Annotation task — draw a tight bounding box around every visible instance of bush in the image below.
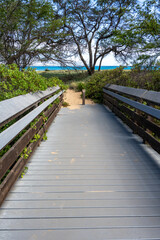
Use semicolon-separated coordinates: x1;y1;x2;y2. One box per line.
76;82;86;92
0;64;67;101
85;71;108;103
85;67;160;103
85;67;127;103
129;67;160;91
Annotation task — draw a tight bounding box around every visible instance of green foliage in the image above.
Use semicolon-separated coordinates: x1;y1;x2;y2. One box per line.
21;166;28;178
69;81;86;92
30;133;41;143
39;70;89;84
0;119;16;133
54;0;137;75
69;82;79;91
0;0;64;68
85;71;108;103
85;67;125;102
30;118;39;130
0;64;67;101
43;132;48;141
48;103;54;109
40;113;48;123
0;145;11;158
62;101;70;107
20;147;32;159
85;67;160;103
0;169;10;184
0;128;27;158
76;82;86;92
109;0;160;67
53;98;60;105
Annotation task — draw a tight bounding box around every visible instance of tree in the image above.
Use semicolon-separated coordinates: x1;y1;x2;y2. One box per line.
53;0;137;75
136;0;160;66
0;0;64;68
112;0;160;67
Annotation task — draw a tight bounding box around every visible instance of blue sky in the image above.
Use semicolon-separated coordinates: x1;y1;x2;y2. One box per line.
34;0;145;67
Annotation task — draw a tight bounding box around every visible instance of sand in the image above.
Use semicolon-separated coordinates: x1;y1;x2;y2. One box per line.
63;89;94;110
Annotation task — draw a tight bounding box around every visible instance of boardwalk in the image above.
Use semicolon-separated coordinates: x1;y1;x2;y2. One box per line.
0;104;160;239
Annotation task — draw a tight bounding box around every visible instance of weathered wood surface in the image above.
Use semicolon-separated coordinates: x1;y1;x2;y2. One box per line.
0;89;63;206
104;84;160;105
103;89;160;119
0;104;160;239
103;85;160;154
0;86;60;128
0;91;63;151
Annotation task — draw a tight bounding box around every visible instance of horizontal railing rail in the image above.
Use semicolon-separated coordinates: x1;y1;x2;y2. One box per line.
0;86;60;128
0;91;63;151
0;87;64;206
103;84;160;154
105;84;160;106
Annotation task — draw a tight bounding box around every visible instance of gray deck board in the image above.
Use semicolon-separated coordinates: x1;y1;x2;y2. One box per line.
1;228;160;240
0;104;160;239
1;198;160;209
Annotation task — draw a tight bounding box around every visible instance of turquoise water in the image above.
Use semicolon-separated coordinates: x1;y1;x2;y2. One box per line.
30;65;132;71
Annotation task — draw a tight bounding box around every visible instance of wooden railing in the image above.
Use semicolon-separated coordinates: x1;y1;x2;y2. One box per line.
0;87;64;205
103;84;160;154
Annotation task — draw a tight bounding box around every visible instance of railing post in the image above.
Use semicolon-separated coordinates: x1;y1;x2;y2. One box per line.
82;89;85;105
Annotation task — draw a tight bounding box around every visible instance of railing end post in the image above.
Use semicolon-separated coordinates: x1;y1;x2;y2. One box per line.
82;89;85;105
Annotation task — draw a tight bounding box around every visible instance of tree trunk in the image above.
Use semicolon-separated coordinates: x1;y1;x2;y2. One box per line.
98;56;104;71
87;66;95;75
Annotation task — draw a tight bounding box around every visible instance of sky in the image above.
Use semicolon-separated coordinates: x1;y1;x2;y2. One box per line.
33;0;145;67
71;52;121;66
99;53;121;66
33;52;121;67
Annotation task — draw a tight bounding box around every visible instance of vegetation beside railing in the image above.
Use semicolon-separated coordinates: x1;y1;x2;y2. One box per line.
0;88;64;206
0;64;67;101
38;67;160;104
75;67;160;103
103;84;160;154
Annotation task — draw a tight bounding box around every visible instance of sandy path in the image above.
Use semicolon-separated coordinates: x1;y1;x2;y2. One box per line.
63;89;94;110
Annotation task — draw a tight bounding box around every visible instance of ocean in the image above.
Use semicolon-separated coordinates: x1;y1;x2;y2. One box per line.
30;66;132;71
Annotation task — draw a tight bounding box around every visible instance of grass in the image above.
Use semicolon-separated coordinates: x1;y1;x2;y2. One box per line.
39;70;90;84
62;101;70;107
39;70;91;92
38;67;160;96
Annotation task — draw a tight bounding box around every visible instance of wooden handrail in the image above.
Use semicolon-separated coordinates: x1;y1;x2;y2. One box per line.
0;87;64;206
103;85;160;154
103;89;160;119
0;86;60;128
104;84;160;106
0;91;63;151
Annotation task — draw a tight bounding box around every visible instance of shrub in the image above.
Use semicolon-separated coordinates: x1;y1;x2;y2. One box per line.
62;101;70;107
0;64;67;101
69;82;78;91
85;67;128;102
85;71;108;103
77;82;86;92
85;67;160;103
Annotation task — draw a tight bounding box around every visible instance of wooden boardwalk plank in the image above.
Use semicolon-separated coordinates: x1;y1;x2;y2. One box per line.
0;104;160;239
1;228;160;240
1;198;160;209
